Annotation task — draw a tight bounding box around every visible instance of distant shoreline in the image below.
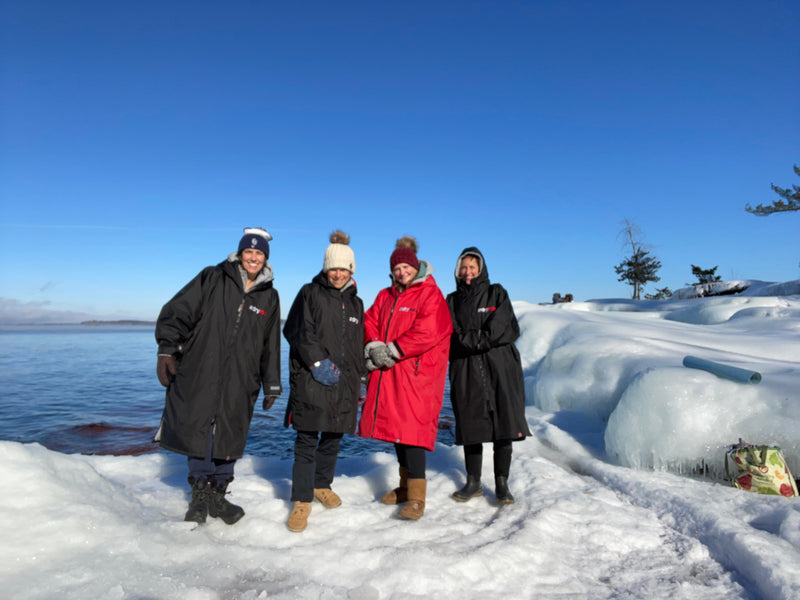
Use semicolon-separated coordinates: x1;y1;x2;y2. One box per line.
1;319;287;327
81;320;157;326
0;320;157;327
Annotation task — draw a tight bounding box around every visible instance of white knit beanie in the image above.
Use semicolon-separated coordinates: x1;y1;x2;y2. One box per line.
323;230;355;273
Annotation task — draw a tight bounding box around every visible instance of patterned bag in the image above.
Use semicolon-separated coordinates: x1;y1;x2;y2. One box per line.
725;440;799;498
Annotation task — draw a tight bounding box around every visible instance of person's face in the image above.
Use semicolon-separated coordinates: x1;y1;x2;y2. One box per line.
241;248;266;278
392;263;418;288
326;268;352;289
459;256;480;285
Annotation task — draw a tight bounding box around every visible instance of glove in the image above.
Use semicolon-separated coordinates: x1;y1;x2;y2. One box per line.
262;395;278;410
368;343;396;369
157;355;177;387
310;358;340;386
359;382;367;407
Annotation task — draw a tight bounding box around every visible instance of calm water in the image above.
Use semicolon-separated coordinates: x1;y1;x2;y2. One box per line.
0;326;455;459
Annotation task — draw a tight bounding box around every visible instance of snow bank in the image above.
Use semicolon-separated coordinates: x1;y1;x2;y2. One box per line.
673;279;800;300
516;280;800;477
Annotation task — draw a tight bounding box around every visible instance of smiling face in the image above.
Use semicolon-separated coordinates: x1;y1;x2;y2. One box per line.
326;268;352;289
459;255;481;285
241;248;266;279
392;262;419;289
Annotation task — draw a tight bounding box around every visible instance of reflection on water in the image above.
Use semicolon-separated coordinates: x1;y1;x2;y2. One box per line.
0;326;455;458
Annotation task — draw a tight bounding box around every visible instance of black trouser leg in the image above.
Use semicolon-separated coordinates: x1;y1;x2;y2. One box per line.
292;430;319;502
187;427;236;485
314;432;343;489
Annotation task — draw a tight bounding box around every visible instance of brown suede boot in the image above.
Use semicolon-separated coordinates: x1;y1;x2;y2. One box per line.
287;501;311;532
314;488;342;509
398;478;426;520
380;466;409;505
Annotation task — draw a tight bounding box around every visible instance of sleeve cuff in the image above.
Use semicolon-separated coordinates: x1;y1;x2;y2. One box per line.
387;341;402;359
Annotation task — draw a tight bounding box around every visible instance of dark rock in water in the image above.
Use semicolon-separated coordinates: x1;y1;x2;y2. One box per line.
43;422;161;456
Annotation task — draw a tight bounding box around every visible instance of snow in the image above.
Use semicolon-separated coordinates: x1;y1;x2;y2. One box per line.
2;281;799;599
518;285;800;478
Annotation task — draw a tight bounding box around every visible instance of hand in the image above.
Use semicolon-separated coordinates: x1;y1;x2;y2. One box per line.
262;395;278;410
368;343;395;369
157;355;177;387
310;358;340;386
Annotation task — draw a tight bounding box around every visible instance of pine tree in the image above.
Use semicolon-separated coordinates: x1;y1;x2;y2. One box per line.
689;265;722;285
745;164;800;215
615;249;662;300
645;287;673;300
615;219;662;300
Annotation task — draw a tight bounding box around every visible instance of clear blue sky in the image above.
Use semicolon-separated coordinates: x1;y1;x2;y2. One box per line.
1;1;798;321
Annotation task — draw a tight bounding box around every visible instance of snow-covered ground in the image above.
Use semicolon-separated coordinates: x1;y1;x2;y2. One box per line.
1;281;798;600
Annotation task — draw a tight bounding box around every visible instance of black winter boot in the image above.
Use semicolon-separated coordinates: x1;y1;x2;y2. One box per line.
495;476;515;505
452;474;483;502
184;479;210;523
208;480;245;525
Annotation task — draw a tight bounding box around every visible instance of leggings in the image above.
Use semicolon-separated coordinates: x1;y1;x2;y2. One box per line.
463;440;513;479
394;443;427;479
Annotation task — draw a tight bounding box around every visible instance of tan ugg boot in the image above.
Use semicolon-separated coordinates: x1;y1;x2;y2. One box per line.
314;488;342;509
380;466;409;505
398;478;426;520
287;501;311;532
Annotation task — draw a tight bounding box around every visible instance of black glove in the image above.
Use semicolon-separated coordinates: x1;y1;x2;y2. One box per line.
157;355;177;387
262;395;278;410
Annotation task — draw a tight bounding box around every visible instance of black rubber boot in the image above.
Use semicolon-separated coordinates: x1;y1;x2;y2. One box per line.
184;479;210;523
495;476;515;505
452;474;483;502
208;480;245;525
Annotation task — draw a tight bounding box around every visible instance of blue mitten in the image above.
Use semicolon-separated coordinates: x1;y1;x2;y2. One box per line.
359;382;367;407
310;359;340;386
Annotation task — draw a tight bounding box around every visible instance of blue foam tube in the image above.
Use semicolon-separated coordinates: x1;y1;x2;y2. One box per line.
682;355;762;384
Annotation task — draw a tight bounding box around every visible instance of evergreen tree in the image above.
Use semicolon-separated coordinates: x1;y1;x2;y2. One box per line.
615;249;662;300
689;265;722;285
645;287;673;300
615;219;663;300
745;164;800;215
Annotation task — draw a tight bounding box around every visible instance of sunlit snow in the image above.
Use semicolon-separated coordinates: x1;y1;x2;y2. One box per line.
1;280;798;599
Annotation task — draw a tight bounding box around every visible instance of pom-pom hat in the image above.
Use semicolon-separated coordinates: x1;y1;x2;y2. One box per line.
390;236;420;271
238;227;272;259
323;230;356;273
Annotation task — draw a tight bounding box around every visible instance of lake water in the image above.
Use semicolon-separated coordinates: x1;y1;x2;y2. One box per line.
0;326;455;459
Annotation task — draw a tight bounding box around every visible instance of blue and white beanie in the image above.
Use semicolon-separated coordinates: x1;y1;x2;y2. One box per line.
238;227;272;259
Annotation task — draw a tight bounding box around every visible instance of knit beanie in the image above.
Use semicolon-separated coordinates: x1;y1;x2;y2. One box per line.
238;227;272;259
390;236;420;270
323;230;356;273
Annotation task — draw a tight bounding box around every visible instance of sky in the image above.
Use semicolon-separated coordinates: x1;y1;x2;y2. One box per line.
1;0;798;321
2;289;799;599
